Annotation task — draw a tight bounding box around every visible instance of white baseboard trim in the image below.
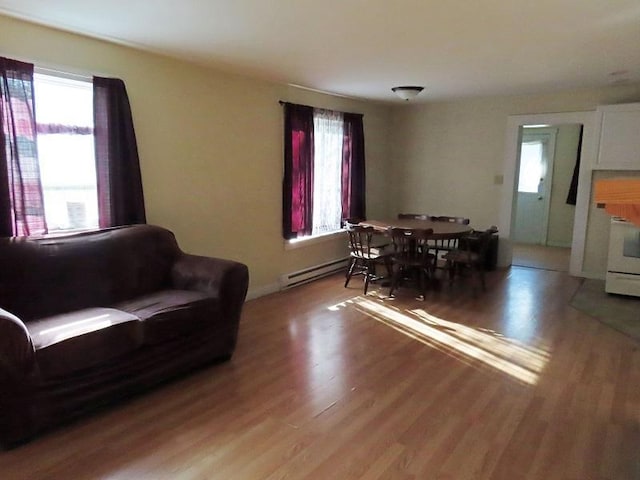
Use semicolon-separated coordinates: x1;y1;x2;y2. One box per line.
279;258;349;290
546;241;572;248
246;256;348;301
577;271;605;280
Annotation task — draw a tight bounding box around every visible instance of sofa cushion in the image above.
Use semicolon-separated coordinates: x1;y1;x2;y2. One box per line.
113;290;219;345
27;308;142;379
0;225;180;322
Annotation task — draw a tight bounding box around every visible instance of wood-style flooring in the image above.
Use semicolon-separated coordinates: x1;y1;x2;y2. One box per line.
512;243;571;272
1;267;639;479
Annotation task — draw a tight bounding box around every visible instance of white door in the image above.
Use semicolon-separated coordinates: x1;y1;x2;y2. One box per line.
513;131;556;244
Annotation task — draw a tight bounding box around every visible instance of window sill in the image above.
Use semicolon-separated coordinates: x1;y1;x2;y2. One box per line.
284;230;346;251
29;226;100;239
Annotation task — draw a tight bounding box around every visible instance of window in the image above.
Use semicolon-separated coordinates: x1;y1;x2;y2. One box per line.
311;109;344;236
282;102;365;241
1;56;145;237
34;73;98;232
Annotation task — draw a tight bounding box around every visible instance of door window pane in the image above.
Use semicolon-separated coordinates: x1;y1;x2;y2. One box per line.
518;141;543;193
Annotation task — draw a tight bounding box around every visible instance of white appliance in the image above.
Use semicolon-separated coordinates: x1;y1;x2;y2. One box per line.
606;218;640;297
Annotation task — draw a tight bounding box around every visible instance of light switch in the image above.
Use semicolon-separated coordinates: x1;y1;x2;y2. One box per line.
494;174;504;185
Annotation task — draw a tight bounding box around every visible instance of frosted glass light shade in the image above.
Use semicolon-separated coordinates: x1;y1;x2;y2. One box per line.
392;86;424;100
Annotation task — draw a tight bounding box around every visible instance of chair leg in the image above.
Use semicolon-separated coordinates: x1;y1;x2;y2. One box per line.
384;258;393;279
428;258;437;289
478;263;486;291
418;268;427;300
447;260;455;286
364;259;374;294
389;265;400;297
344;258;357;288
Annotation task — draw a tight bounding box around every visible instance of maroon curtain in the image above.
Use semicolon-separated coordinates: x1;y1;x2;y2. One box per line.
342;113;366;221
93;76;146;228
282;102;314;239
0;57;47;237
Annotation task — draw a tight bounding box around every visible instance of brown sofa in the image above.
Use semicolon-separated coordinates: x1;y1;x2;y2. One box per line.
0;224;249;448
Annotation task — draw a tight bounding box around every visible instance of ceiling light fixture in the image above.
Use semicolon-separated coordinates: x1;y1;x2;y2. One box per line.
392;86;424;101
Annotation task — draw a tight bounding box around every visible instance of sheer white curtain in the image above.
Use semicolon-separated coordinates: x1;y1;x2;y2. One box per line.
312;109;344;235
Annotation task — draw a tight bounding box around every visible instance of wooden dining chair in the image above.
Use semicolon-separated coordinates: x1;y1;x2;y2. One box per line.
428;231;468;274
388;228;435;299
427;216;470;270
345;224;392;294
345;217;389;250
443;226;498;291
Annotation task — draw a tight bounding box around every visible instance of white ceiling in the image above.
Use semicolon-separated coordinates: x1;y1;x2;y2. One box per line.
1;0;640;103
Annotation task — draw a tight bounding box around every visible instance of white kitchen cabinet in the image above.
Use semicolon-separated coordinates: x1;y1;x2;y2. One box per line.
595;102;640;169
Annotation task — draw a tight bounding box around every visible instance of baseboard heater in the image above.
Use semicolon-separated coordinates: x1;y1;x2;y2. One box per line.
280;258;349;289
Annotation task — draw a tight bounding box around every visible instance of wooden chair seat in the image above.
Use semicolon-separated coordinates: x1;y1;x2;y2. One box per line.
442;249;481;264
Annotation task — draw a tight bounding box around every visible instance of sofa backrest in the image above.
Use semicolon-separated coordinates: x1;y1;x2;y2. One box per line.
0;225;181;322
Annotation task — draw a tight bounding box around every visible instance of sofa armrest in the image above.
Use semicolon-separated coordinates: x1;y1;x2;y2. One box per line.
171;253;249;322
0;308;36;381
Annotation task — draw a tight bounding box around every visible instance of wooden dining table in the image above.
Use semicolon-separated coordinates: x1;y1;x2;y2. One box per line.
359;218;473;238
358;218;473;295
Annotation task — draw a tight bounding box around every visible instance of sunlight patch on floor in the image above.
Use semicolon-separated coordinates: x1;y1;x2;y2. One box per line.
329;296;549;385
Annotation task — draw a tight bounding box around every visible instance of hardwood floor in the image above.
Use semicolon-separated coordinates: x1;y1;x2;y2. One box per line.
512;243;571;272
1;267;639;479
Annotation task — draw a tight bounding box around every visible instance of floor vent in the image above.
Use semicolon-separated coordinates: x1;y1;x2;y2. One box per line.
280;258;348;289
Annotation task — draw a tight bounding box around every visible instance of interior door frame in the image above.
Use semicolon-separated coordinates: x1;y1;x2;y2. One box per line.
499;111;597;276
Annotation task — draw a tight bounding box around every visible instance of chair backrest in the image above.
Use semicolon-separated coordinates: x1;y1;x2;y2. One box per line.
346;224;377;259
431;215;470;225
397;213;430;220
459;226;499;261
0;225;180;321
389;228;434;263
343;217;364;227
429;230;466;256
477;226;499;255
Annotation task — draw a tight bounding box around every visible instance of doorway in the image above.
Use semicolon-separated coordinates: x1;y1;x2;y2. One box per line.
511;124;581;272
499;111;597;276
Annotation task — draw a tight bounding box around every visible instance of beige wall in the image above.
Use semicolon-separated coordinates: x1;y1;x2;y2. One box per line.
0;14;393;295
544;124;581;248
5;13;640;288
390;86;640;276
